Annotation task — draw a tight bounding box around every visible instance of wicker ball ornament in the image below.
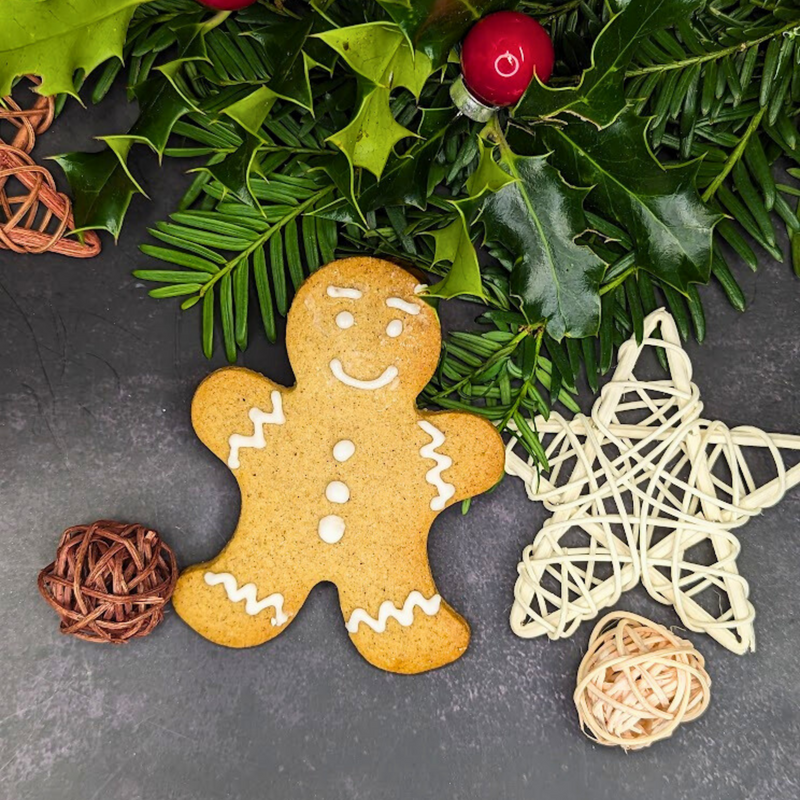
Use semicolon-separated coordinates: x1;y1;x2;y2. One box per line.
38;521;178;643
574;612;711;750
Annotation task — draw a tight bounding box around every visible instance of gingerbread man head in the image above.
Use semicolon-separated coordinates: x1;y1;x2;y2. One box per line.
286;258;441;401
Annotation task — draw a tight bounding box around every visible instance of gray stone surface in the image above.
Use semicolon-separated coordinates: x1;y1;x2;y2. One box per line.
1;94;799;800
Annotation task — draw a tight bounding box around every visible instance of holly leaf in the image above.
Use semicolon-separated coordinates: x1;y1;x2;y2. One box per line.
51;140;146;240
54;21;210;234
0;0;151;97
245;11;316;111
466;139;515;197
328;80;417;180
376;0;515;66
358;108;455;211
103;73;197;160
317;23;432;96
483;153;605;339
514;0;703;127
317;23;433;178
538;110;722;292
222;87;277;135
197;133;262;208
425;203;487;300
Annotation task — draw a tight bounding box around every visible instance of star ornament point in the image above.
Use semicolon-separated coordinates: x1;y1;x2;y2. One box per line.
506;309;800;655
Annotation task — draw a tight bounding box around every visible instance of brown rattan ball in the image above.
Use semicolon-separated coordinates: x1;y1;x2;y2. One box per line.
38;520;178;644
574;611;711;750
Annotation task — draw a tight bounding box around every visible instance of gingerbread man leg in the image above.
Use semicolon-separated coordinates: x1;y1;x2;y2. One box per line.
173;517;315;648
337;561;470;674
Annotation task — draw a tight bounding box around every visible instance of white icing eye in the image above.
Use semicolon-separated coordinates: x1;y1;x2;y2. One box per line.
386;319;403;338
336;311;355;329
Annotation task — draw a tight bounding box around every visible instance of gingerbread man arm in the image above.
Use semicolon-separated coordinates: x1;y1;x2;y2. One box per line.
191;366;287;465
418;411;505;505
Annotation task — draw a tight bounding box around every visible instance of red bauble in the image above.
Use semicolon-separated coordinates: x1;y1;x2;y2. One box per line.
461;11;554;107
195;0;257;9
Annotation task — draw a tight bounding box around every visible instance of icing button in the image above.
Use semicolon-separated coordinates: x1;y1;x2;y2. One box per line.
319;515;345;544
326;481;350;504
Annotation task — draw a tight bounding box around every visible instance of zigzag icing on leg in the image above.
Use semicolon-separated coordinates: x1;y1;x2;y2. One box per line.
204;571;288;626
346;591;442;634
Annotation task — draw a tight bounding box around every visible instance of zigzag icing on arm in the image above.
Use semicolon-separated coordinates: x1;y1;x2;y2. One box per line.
418;420;455;511
345;591;442;634
227;391;285;468
204;571;288;626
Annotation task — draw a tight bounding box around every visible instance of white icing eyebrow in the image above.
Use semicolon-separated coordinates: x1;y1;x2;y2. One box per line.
386;297;420;315
327;286;362;299
414;284;428;295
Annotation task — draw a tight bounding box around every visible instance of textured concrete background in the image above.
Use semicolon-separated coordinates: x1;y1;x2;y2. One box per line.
1;92;799;800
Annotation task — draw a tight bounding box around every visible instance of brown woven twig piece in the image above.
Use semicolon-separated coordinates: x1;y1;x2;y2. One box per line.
38;520;179;643
0;78;101;258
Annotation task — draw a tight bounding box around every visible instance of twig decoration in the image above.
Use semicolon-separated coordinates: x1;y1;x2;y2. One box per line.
574;611;711;750
506;309;800;654
38;520;178;643
0;78;100;258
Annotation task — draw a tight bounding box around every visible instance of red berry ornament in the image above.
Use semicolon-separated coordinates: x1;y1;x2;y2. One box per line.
195;0;257;10
452;11;554;121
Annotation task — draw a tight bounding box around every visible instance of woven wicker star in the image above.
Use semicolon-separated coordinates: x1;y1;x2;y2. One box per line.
506;309;800;655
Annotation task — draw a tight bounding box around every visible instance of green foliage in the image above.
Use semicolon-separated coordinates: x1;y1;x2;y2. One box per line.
480;137;606;339
51;140;146;240
516;0;704;125
317;23;433;177
377;0;516;66
0;0;151;97
48;0;800;469
534;109;722;293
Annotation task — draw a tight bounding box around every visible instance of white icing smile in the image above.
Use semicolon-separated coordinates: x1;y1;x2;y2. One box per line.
330;359;398;390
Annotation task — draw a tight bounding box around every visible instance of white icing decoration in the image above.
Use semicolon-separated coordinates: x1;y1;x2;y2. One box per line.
327;286;362;299
386;319;403;338
333;440;355;462
330;359;398;390
319;514;345;544
414;284;428;295
227;391;285;469
204;572;288;626
418;420;455;511
336;310;355;329
345;591;442;634
386;297;420;315
326;480;350;504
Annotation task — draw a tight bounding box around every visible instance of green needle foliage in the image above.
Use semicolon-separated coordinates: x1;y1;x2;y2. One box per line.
54;0;800;469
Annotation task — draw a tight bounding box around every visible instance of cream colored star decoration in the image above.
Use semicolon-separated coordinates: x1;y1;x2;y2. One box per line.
505;309;800;655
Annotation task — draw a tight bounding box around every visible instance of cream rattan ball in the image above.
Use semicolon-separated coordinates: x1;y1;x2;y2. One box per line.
574;612;711;750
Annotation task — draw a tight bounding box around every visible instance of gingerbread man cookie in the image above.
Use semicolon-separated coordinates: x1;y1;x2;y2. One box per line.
173;257;505;673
